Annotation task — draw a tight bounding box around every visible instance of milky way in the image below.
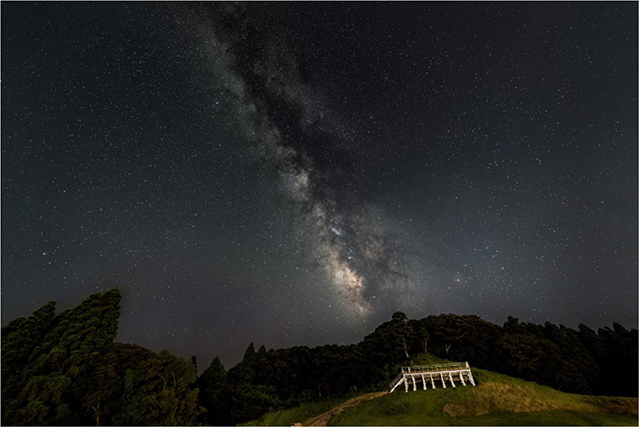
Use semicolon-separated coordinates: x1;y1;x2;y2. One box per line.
185;2;419;320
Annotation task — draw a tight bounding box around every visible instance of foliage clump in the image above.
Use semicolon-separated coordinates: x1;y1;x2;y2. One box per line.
1;288;202;426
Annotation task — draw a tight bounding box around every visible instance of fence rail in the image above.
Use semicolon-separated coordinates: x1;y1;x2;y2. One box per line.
389;372;404;389
401;362;469;373
389;362;475;392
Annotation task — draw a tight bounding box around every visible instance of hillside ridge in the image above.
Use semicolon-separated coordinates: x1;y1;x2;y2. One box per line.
252;357;638;426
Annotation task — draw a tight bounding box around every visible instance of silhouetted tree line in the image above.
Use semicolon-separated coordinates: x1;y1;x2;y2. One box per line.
2;289;637;426
198;311;637;425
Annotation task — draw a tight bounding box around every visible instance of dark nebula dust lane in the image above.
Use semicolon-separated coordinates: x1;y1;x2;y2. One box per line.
2;2;637;367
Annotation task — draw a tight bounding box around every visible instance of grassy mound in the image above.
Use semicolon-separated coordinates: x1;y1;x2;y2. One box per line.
246;354;637;426
330;368;637;426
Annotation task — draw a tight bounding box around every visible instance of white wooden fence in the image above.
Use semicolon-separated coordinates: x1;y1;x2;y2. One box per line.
389;362;476;393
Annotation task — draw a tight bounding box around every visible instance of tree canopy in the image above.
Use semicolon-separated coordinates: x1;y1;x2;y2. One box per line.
1;288;202;426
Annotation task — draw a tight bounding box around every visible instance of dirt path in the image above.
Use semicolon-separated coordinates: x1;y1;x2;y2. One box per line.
300;391;388;426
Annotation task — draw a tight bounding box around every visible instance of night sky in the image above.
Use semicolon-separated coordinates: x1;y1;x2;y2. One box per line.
2;2;637;369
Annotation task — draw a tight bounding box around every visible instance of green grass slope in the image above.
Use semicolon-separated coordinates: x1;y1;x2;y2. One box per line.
330;366;638;426
246;353;637;426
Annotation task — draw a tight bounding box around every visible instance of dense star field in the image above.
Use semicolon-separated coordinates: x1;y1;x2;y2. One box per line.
2;2;637;368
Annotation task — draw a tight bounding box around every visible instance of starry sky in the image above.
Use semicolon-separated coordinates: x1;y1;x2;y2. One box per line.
2;2;637;368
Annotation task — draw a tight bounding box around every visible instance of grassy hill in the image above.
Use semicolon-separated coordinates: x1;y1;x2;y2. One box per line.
248;354;638;426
